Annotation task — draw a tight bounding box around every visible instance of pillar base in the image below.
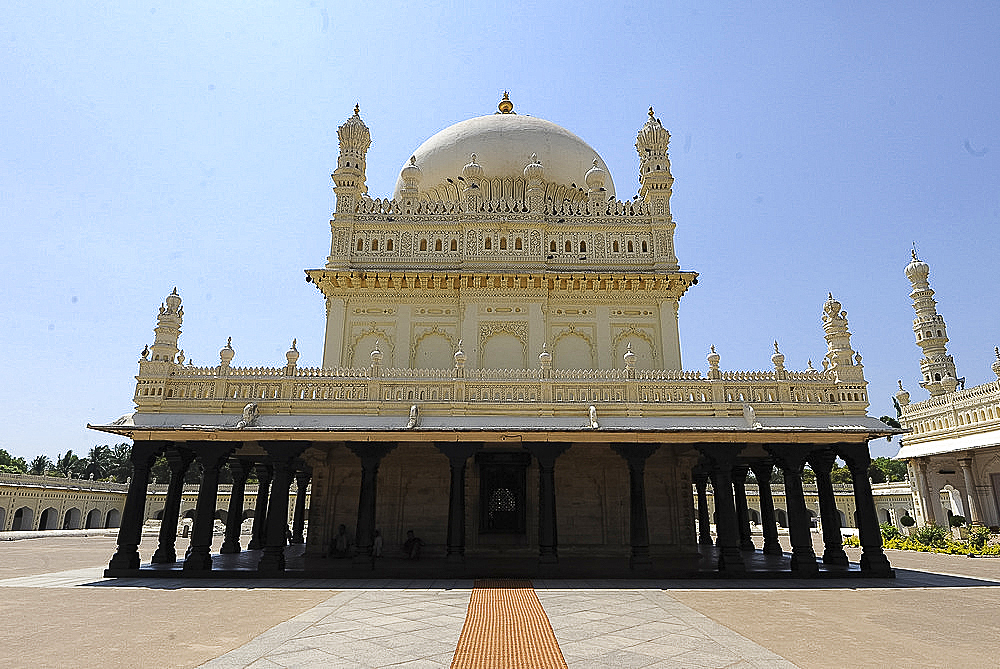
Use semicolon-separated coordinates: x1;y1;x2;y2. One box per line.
182;549;213;571
150;548;177;564
860;550;894;576
739;539;756;552
789;548;819;575
108;547;140;571
717;547;746;575
762;540;782;556
822;547;849;566
258;550;286;573
219;541;241;555
247;539;263;550
539;551;559;564
446;552;464;564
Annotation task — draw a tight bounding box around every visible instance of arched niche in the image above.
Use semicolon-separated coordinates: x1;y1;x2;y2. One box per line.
412;332;454;369
552;332;595;369
482;333;526;369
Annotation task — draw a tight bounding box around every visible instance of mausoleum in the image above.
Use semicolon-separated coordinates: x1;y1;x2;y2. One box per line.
92;95;896;578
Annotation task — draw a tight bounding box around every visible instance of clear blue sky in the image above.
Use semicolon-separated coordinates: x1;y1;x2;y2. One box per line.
2;2;998;461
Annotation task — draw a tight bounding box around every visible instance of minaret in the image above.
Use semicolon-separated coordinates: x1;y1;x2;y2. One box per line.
328;105;371;269
822;293;864;383
635;107;678;270
904;251;957;396
149;288;183;363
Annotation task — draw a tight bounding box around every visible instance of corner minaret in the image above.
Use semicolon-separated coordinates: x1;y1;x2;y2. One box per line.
635;107;679;270
905;250;957;396
822;293;865;382
333;104;371;213
149;288;183;363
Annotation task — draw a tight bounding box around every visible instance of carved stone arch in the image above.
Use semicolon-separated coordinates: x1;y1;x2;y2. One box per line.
348;326;395;368
980;453;1000;476
612;327;658;368
551;327;596;369
479;321;528;369
410;327;456;368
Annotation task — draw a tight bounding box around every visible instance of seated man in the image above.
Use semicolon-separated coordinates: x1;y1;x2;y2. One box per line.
403;529;423;559
330;523;351;558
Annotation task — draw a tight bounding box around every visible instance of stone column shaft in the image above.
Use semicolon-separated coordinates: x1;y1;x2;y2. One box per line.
612;444;658;569
248;464;272;550
258;447;301;573
152;446;195;563
347;442;397;562
808;449;848;566
526;443;570;564
693;468;713;546
732;465;755;551
108;442;162;571
768;446;818;576
184;444;234;571
958;457;983;525
840;443;893;576
750;462;781;556
435;443;478;563
291;469;311;544
221;458;251;554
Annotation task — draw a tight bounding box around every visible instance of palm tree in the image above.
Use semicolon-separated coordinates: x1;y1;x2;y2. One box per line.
81;445;113;480
54;450;81;478
29;455;53;475
109;443;132;483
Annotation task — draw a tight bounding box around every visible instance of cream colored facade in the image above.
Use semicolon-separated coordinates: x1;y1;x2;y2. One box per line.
895;253;1000;528
93;96;896;577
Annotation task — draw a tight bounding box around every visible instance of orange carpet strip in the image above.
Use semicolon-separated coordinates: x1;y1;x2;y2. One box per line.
451;579;568;669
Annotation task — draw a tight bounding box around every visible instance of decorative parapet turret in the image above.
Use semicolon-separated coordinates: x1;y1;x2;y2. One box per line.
993;347;1000;380
585;159;607;208
771;341;786;380
635;107;678;271
821;294;868;411
524;154;545;212
895;380;910;407
399;156;422;212
219;337;235;371
707;345;721;380
332;105;371;213
285;339;299;376
905;250;957;397
462;154;484;211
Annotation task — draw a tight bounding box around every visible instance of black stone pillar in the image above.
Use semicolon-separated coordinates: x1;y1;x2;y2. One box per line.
434;443;479;563
151;445;195;563
183;443;234;571
525;443;570;564
839;443;894;576
220;457;251;554
247;463;272;550
732;465;755;551
767;446;818;576
347;442;397;562
258;442;307;573
290;467;311;545
698;445;746;574
693;466;714;546
808;449;849;566
108;441;163;571
749;461;782;556
611;444;659;568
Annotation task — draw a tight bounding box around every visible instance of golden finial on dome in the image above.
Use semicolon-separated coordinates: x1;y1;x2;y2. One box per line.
354;103;360;115
497;91;514;114
648;106;655;118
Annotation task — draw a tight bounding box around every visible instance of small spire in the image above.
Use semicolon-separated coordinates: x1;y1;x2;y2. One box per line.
497;91;514;114
773;340;780;355
648;106;655;119
354;103;360;115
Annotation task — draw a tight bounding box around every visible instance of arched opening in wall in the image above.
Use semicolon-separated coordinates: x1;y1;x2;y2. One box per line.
500;237;507;250
481;333;526;369
215;509;228;525
386;239;394;251
420;239;427;251
514;237;522;250
484;237;492;250
883;509;893;523
775;508;788;528
435;239;442;251
38;507;59;530
183;509;196;519
12;507;33;531
642;241;648;253
85;508;102;529
748;508;760;524
565;240;572;252
371;239;379;251
153;508;164;520
243;509;255;520
356;239;364;252
580;240;587;252
104;509;121;528
450;239;458;251
627;241;634;253
62;507;82;530
613;240;620;253
553;334;594;369
413;333;453;369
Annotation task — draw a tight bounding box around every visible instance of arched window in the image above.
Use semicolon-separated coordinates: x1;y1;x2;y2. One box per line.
420;239;427;251
627;241;634;253
641;241;648;253
514;237;522;250
613;240;620;253
450;238;457;251
580;240;587;252
357;239;364;252
371;239;379;251
500;237;507;250
435;239;442;251
485;237;492;250
550;241;556;252
386;239;394;251
565;240;572;252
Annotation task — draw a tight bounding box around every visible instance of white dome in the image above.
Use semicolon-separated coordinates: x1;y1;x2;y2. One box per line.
392;113;616;200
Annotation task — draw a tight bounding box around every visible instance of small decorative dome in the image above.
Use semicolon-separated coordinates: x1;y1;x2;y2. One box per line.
462;154;484;182
454;339;466;367
904;249;930;284
635;106;670;158
338;104;371;156
538;342;552;367
497;91;515;114
823;292;842;319
286;339;299;366
220;337;235;366
992;346;1000;379
623;342;636;368
523;153;544;182
400;155;422;189
585;159;606;191
707;345;720;367
895;380;910;406
940;373;958;394
771;341;785;369
370;346;383;365
165;287;181;313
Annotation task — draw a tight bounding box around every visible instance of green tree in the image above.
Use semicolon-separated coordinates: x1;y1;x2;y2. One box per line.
54;450;82;478
29;455;53;475
0;449;28;474
871;456;908;482
81;445;113;480
108;443;133;483
830;464;853;484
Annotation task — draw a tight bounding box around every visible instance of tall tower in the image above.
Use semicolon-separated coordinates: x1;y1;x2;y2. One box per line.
327;105;372;269
635;107;678;270
905;250;957;396
149;288;183;363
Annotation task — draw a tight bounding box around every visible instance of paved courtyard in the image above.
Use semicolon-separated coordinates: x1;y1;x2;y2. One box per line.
1;534;999;668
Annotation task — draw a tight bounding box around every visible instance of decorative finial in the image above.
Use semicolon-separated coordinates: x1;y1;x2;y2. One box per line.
648;106;655;119
409;155;416;165
292;338;297;350
898;379;905;391
498;92;514;114
354;103;360;115
773;340;780;355
710;345;716;354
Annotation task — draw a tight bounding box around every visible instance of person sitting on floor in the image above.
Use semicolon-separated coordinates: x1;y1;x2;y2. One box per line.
330;523;351;558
